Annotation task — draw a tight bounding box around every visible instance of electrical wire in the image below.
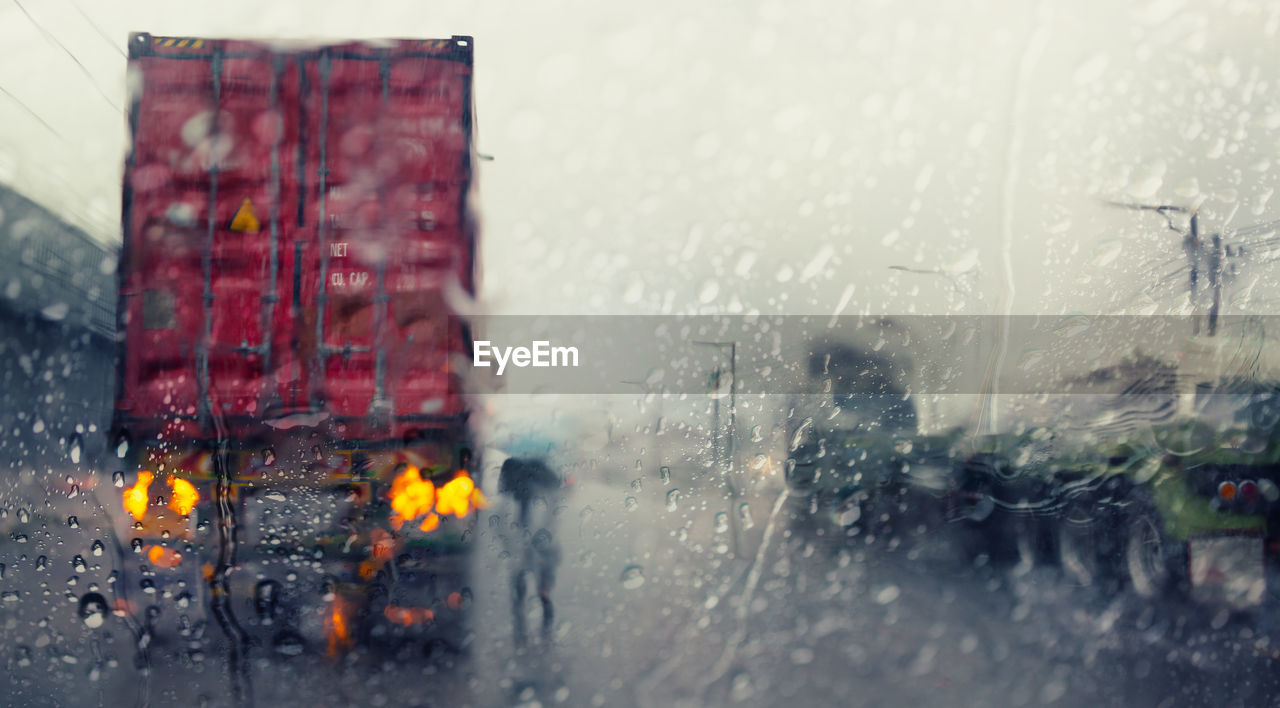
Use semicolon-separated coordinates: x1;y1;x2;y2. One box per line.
11;0;122;113
67;0;125;59
0;83;61;138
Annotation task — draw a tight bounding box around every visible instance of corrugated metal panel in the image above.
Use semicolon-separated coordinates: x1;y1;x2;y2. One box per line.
118;35;477;444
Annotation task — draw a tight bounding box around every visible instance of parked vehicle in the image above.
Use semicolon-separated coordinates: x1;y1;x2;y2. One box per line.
949;404;1280;610
786;381;1280;612
109;33;482;657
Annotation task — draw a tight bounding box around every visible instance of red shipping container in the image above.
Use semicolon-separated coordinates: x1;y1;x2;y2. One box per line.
115;34;478;446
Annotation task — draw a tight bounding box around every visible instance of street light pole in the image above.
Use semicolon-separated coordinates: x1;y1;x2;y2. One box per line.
694;340;739;556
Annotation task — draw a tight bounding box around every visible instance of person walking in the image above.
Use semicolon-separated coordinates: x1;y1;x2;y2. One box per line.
499;456;563;646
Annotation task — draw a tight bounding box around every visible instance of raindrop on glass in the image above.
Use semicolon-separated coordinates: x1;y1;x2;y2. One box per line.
665;489;680;512
875;585;901;605
660;466;671;485
79;592;109;629
619;565;645;589
255;580;281;624
91;540;105;557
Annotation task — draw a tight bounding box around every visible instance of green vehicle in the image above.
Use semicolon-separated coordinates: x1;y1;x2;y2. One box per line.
951;409;1280;609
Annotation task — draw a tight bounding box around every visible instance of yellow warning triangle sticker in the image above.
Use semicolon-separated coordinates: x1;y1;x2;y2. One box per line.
228;198;261;233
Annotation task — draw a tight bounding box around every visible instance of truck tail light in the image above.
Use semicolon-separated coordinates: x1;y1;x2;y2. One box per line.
1239;480;1259;503
1218;481;1237;501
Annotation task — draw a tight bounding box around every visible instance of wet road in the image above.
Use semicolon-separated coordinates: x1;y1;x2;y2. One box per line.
5;438;1280;707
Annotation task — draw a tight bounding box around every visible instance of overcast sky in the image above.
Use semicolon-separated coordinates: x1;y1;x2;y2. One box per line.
1;0;1277;325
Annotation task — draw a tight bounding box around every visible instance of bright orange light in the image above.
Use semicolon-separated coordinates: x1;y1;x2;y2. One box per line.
389;466;436;520
388;467;485;532
147;545;183;568
326;597;354;658
437;471;487;518
384;605;435;627
167;477;199;516
123;471;153;522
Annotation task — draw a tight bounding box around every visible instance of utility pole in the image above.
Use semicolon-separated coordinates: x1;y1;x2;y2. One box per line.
1108;201;1212;335
694;340;739;557
1209;232;1222;337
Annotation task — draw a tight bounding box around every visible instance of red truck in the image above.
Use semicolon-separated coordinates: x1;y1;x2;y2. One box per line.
110;33;482;659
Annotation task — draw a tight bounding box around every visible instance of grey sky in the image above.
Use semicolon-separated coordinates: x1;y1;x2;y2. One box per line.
1;0;1277;326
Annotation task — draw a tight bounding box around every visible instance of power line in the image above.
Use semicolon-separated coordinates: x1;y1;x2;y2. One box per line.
0;83;62;138
68;0;125;59
12;0;122;113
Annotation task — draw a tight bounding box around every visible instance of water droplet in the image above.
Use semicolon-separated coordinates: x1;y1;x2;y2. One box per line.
31;419;45;434
676;527;689;542
738;503;754;530
1017;349;1045;372
116;438;129;459
2;591;20;603
630;478;643;493
175;591;191;609
68;437;82;464
874;585;901;605
659;466;671;485
665;489;680;512
35;555;47;571
264;490;286;502
273;631;305;657
1092;240;1123;267
255;580;281;624
623;496;639;512
72;555;87;573
67;516;79;529
263;447;276;466
41;302;70;321
112;471;125;488
619;565;645;589
16;508;29;524
14;646;31;667
91;540;105;557
714;512;729;533
79;592;109;628
131;538;144;553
